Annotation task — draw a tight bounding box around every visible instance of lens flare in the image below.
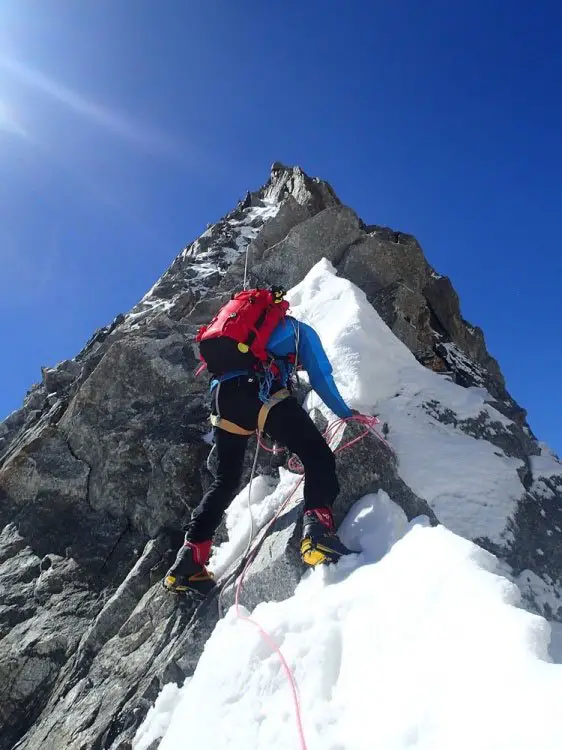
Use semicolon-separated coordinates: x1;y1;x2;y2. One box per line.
0;98;27;138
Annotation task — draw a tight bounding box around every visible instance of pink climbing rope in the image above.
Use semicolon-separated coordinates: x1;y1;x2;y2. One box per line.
233;413;387;750
257;413;390;472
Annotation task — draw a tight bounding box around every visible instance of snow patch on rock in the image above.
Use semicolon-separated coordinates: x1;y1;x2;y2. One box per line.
126;199;280;327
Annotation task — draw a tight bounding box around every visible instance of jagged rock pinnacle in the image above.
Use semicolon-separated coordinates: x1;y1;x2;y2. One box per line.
1;164;560;750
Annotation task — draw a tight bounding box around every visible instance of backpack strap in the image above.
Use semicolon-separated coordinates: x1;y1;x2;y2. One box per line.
209;370;252;393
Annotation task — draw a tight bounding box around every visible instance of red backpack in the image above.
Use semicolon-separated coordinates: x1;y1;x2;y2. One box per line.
195;288;289;374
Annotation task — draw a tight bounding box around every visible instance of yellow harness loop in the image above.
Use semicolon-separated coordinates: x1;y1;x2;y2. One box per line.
210;388;290;437
210;414;255;436
257;388;291;433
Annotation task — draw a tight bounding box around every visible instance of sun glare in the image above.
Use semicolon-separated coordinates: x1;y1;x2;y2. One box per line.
0;98;26;138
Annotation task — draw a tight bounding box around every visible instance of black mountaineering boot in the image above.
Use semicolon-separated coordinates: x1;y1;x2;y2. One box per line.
163;539;216;598
300;507;355;566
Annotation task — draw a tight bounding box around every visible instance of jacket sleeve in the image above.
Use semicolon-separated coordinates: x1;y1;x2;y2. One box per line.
298;323;353;419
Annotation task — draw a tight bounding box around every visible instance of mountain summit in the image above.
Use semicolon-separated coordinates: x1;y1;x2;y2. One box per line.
1;164;561;750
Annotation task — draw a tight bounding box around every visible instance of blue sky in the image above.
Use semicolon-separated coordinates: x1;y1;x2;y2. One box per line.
1;1;560;454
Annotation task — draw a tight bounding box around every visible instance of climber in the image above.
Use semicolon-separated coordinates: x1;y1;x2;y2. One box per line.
164;287;354;596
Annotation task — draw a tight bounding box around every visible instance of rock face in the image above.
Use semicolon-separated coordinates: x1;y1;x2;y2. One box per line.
1;163;560;749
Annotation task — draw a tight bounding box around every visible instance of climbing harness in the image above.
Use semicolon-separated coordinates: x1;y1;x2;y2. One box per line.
208;381;291;437
257;388;291;431
209;414;254;436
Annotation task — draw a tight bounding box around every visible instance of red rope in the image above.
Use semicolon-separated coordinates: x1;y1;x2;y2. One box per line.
258;414;389;473
233;413;387;750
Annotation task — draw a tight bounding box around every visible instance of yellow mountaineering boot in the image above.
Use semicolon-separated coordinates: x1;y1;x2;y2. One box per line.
163;539;216;598
300;507;355;567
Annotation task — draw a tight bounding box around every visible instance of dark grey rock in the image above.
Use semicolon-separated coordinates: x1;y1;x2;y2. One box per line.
338;228;431;298
423;399;537;461
424;275;503;386
245;196;310;273
57;332;208;537
264;163;340;214
253;205;364;290
501;471;562;619
0;162;556;750
369;281;435;356
41;360;80;395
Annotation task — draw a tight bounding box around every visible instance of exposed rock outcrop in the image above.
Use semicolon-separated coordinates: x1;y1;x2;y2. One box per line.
1;163;559;749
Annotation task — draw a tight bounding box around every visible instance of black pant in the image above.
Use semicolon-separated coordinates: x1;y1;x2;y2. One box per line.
187;376;339;542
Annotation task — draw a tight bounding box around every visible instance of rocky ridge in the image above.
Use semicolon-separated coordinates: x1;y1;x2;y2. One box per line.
1;163;560;750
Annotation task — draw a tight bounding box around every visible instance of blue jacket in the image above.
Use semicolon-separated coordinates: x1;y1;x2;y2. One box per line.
266;317;353;419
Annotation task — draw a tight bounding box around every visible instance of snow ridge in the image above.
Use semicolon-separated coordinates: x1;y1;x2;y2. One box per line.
136;260;562;750
140;498;562;750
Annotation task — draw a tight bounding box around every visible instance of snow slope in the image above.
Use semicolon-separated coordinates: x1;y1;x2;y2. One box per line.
137;495;562;750
134;260;562;749
289;259;525;546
